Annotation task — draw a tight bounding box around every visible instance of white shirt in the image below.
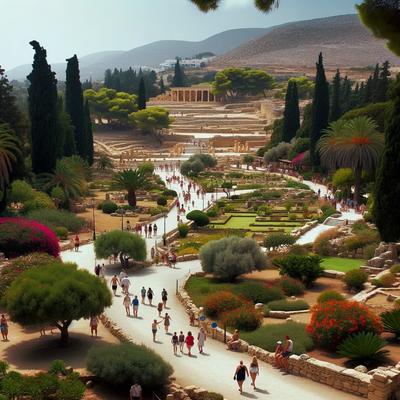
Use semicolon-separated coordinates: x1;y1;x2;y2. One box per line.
287;339;293;353
130;385;142;398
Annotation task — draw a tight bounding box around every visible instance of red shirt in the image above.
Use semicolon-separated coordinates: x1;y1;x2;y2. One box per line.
185;335;194;346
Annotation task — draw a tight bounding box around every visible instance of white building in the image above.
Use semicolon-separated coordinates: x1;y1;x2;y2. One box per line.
159;56;215;71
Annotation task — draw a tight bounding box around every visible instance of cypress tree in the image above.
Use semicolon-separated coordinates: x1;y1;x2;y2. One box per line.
371;63;380;99
341;76;352;113
376;61;391;102
358;82;366;107
310;52;329;167
65;55;87;160
27;40;59;174
172;59;185;87
364;76;373;104
159;77;166;94
84;99;94;165
138;77;146;110
282;81;300;142
330;69;341;122
374;74;400;242
104;69;112;88
57;97;76;157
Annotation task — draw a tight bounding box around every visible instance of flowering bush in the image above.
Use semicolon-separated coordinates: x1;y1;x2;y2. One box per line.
203;291;243;318
221;306;263;331
306;300;383;349
0;217;60;258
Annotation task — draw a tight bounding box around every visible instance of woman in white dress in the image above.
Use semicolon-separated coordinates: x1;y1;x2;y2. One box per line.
249;356;260;389
197;327;206;354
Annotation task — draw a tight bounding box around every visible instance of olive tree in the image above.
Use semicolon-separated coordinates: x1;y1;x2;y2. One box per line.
199;236;267;281
4;262;112;345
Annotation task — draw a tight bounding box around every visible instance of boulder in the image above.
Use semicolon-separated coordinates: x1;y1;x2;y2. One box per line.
355;365;368;373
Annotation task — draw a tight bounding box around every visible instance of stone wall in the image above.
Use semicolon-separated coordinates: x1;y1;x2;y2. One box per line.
177;272;400;399
166;382;225;400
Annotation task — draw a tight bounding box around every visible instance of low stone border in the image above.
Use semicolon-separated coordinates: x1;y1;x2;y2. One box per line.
268;309;310;319
322;269;345;279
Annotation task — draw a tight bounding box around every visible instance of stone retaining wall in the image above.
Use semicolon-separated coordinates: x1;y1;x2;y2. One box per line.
166;382;226;400
177;272;400;399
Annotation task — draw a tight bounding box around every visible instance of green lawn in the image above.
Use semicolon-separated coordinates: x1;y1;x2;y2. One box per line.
321;257;364;272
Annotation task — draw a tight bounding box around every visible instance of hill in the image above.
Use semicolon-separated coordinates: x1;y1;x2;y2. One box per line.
7;28;268;81
213;15;400;69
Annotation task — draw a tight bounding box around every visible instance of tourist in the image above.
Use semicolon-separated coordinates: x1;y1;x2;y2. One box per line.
123;294;131;316
132;295;139;318
227;330;240;351
148;224;152;237
74;235;80;252
179;331;185;353
281;335;293;372
163;313;172;333
151;319;162;342
151;246;155;259
153;223;158;236
172;252;177;268
89;315;99;337
189;311;196;326
185;331;194;356
94;264;100;276
147;287;154;306
144;225;148;237
168;252;174;267
121;276;131;294
274;340;283;369
172;332;179;355
233;361;249;395
119;269;128;282
110;275;119;296
129;382;142;400
141;286;146;304
157;302;163;317
161;288;168;308
249;356;260;389
126;220;131;231
1;314;9;341
197;327;206;354
99;264;106;279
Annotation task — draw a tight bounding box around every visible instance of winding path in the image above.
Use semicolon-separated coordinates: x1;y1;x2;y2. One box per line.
62;168;360;400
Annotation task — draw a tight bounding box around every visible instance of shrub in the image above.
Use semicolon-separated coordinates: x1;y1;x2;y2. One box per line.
1;371;25;399
379;273;396;287
306;300;383;349
49;360;66;375
337;332;389;363
86;343;173;388
344;230;380;252
203;291;243;318
26;209;85;233
102;200;118;214
312;228;339;256
221;306;262;331
206;393;224;400
318;203;337;223
206;208;218;218
275;254;324;286
162;189;177;198
149;206;167;216
178;223;189;238
390;264;400;274
9;180;34;203
186;210;209;227
279;277;305;296
54;226;68;240
317;290;345;303
264;233;295;249
24;373;59;399
363;244;377;259
23;191;56;213
56;375;85;400
344;269;368;291
241;322;313;355
381;310;400;338
156;196;167;206
235;282;284;304
267;299;309;311
0;217;60;258
199;237;267;282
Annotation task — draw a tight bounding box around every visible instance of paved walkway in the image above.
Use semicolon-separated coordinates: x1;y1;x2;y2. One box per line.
61;167;360;400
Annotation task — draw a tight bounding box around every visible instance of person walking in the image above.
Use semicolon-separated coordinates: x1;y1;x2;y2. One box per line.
74;235;80;252
144;225;148;238
121;276;131;295
171;332;179;355
147;287;154;306
178;331;185;353
100;264;106;279
0;314;9;341
151;319;162;342
153;223;158;236
94;264;100;277
161;288;168;308
234;361;249;395
185;331;194;356
274;340;283;369
110;275;119;296
129;382;142;400
157;302;163;317
123;294;131;316
132;295;139;318
249;356;260;389
197;327;206;354
163;313;171;333
89;315;99;338
148;224;152;238
141;287;146;304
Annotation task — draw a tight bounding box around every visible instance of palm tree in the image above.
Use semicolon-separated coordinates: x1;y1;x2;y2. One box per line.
112;169;148;208
96;153;114;171
318;116;384;204
0;124;21;208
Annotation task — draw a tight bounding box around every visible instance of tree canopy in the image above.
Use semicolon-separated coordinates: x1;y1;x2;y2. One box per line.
112;168;149;207
130;107;173;135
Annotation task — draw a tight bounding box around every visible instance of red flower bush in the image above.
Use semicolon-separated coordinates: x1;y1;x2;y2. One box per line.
221;306;263;331
0;217;60;258
204;291;244;318
306;300;383;349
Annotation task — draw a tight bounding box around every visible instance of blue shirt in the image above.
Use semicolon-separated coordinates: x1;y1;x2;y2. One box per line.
132;298;139;306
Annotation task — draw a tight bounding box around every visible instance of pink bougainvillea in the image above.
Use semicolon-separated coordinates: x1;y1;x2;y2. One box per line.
0;217;60;258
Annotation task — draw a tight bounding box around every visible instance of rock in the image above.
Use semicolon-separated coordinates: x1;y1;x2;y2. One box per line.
255;303;263;310
367;257;385;268
355;365;368;373
166;395;174;400
86;380;94;388
299;354;310;361
372;372;388;383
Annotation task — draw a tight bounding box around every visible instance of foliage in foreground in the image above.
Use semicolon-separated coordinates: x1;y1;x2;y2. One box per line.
86;343;173;388
344;269;369;291
381;309;400;338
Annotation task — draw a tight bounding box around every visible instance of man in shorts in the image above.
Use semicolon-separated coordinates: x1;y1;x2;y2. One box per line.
129;382;142;400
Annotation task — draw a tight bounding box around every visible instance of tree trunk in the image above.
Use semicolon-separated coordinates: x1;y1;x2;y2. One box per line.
127;189;137;207
354;165;362;205
57;320;72;347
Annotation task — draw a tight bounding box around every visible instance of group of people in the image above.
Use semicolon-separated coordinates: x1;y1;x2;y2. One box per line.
131;222;158;238
274;335;294;372
233;357;260;394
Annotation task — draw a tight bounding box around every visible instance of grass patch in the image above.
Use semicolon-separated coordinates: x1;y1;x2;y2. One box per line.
267;299;310;311
321;257;364;272
241;322;313;355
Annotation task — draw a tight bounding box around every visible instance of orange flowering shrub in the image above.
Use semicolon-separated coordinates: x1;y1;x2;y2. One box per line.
306;300;383;349
203;291;243;318
221;306;263;331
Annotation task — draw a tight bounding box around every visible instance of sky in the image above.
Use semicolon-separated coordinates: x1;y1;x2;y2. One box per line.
1;0;360;70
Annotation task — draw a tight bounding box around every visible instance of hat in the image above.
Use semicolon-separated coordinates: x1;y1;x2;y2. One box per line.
277;340;282;345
